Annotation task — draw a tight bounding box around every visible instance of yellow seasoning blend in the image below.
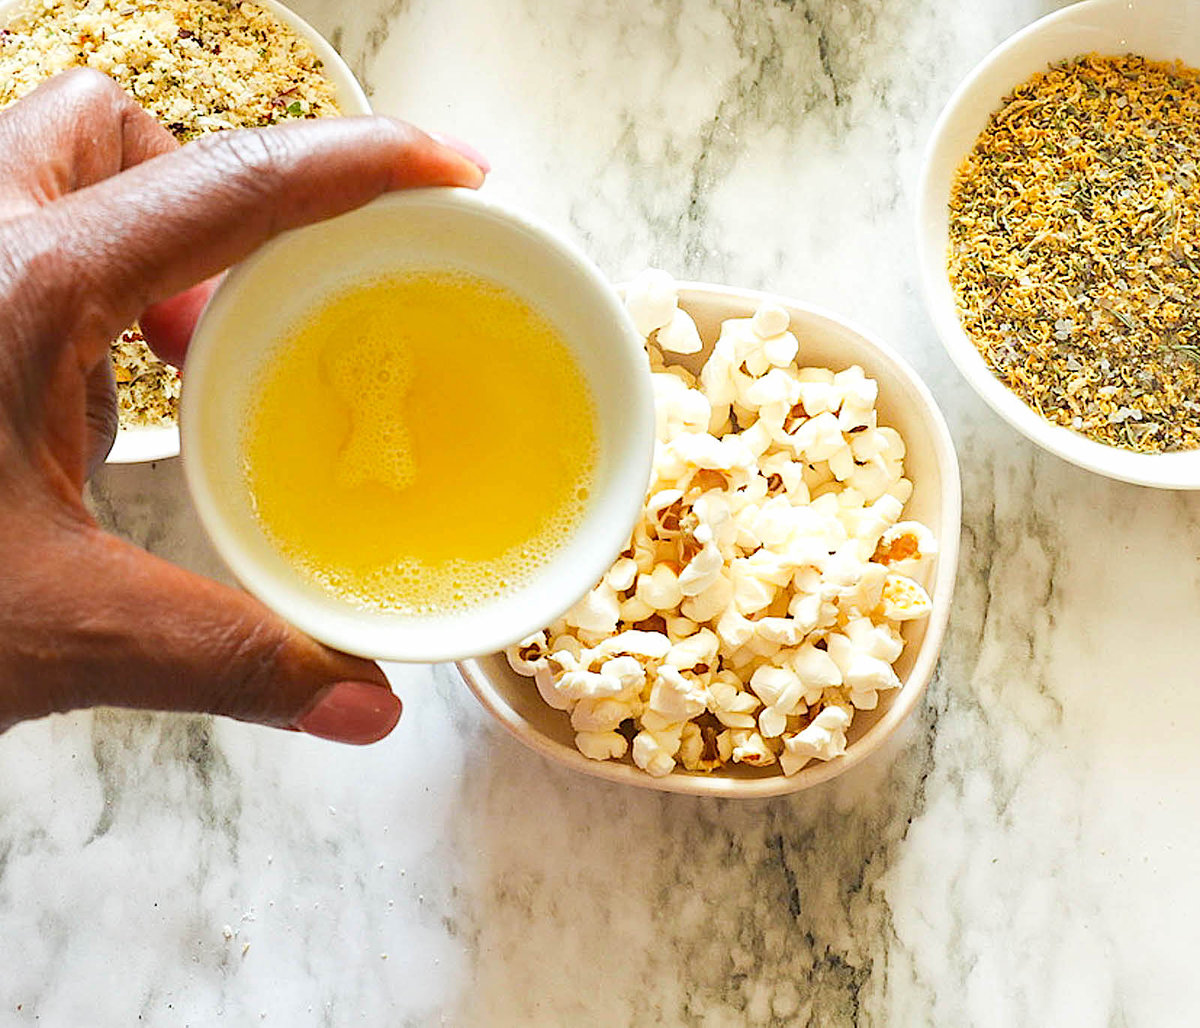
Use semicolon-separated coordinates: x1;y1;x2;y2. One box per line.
242;270;597;614
949;54;1200;453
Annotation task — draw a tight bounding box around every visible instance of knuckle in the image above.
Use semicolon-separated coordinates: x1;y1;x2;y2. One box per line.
51;67;128;118
191;128;292;195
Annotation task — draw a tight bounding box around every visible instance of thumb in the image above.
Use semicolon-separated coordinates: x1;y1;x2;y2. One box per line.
1;523;400;742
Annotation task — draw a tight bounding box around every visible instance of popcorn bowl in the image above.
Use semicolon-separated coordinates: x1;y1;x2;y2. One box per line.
459;283;961;798
917;0;1200;489
0;0;372;464
181;189;654;663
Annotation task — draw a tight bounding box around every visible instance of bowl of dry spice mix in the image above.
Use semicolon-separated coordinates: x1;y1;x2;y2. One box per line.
0;0;370;463
919;0;1200;488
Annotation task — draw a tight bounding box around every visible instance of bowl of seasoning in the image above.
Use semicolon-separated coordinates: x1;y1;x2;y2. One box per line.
0;0;370;463
918;0;1200;488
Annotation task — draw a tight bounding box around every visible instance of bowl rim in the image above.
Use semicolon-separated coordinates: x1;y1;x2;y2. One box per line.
917;0;1200;490
0;0;371;464
181;186;656;664
458;280;962;798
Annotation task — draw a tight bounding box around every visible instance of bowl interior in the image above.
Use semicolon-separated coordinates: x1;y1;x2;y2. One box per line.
918;0;1200;488
182;189;654;663
258;0;371;116
460;283;961;798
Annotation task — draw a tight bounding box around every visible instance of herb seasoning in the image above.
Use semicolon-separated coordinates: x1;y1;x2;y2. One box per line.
949;54;1200;453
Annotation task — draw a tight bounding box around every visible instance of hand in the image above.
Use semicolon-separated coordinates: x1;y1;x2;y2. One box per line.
0;69;486;741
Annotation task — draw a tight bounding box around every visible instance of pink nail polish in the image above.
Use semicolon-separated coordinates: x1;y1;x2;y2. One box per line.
295;681;401;745
428;131;491;174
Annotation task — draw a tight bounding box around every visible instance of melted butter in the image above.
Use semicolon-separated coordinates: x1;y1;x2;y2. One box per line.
242;270;597;614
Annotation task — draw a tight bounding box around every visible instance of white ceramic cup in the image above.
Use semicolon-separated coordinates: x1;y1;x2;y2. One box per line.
918;0;1200;488
182;188;655;663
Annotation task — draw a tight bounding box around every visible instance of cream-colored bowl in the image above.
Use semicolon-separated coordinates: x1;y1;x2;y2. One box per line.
459;283;961;798
918;0;1200;489
0;0;371;464
182;188;655;663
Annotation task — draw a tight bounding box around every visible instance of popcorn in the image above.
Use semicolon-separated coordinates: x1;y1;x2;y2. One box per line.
605;556;639;593
679;722;733;771
618;594;655;624
880;574;933;621
709;677;760;729
646;489;685;535
678;540;725;597
834;366;878;412
780;704;852;775
844;616;904;662
504;271;936;779
504;631;548;676
625;268;678;337
653;374;710;441
576;731;629;762
731;729;777;767
534;665;572;711
636;564;684;611
571;696;635;733
665;615;699;640
594;630;671;660
667;629;719;673
742;367;801;413
565;582;621;636
753;617;806;647
888;478;915;505
657;307;704;355
715;604;756;650
680;570;733;623
633;727;680;777
874;521;938;576
728;560;778;616
749;665;806;718
648;666;709;722
788;411;845;461
751;303;790;339
597;655;648;693
556;669;627;702
789;643;842;699
826;631;902;710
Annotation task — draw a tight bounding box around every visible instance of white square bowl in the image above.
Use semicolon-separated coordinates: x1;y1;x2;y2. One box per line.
459;282;961;797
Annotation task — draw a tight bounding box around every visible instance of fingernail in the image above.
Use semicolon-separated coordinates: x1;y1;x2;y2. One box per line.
428;131;491;174
295;681;401;745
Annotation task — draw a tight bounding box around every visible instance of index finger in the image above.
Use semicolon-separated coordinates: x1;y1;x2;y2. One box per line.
21;115;486;365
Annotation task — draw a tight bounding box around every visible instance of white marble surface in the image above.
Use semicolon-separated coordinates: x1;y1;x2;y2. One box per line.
5;0;1200;1024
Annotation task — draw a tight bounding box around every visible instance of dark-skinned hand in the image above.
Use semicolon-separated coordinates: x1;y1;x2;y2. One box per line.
0;69;486;742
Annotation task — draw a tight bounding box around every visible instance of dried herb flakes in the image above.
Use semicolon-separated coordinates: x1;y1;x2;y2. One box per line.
949;54;1200;453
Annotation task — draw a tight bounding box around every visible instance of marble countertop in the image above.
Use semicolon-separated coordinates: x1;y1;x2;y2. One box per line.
3;0;1196;1024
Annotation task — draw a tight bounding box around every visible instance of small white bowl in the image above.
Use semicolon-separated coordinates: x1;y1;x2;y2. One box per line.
918;0;1200;489
182;188;655;664
0;0;370;463
459;283;961;798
